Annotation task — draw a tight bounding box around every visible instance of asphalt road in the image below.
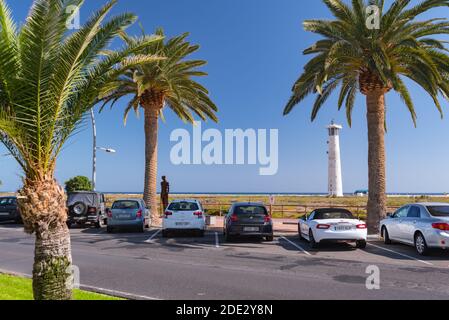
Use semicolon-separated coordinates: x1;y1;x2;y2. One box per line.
1;223;449;300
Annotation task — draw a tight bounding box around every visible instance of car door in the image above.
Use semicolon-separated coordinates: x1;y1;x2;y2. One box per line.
388;206;409;241
401;205;421;244
302;211;315;238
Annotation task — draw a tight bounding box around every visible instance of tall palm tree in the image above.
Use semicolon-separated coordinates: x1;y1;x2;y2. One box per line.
100;28;218;225
0;0;161;299
283;0;449;234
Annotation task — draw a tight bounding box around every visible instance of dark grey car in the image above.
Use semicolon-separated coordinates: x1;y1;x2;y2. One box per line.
224;202;274;242
66;191;106;228
0;197;22;224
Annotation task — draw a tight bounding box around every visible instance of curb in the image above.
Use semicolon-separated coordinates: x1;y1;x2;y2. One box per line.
0;268;160;301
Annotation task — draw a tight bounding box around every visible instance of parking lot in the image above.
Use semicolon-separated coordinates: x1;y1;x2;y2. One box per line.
1;222;449;299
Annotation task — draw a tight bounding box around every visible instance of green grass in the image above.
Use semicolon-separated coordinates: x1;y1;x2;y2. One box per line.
0;274;124;300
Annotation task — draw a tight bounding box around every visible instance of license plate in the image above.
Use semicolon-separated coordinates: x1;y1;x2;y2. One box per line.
244;227;259;232
119;214;131;219
176;222;189;226
0;212;9;216
335;226;353;231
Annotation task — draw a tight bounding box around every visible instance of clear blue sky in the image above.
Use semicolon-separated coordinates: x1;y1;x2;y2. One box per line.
1;0;449;194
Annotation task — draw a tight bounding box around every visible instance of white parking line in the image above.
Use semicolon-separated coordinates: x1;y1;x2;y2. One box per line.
144;229;162;243
215;232;220;248
280;236;311;256
367;243;434;266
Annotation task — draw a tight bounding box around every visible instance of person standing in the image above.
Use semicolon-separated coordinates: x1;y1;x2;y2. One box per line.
161;176;170;212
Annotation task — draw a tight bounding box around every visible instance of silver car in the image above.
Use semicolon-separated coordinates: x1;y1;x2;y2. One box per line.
380;203;449;255
107;199;150;233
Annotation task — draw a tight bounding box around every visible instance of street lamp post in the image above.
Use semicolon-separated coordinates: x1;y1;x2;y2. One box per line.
90;108;116;191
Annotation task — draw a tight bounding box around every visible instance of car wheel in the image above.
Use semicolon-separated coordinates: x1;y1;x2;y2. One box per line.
415;232;430;256
225;232;234;242
382;226;392;245
356;240;367;249
298;225;303;240
309;230;319;249
265;235;274;242
66;222;72;229
106;226;113;234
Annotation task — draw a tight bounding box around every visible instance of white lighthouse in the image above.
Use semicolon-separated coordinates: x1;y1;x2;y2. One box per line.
327;121;344;197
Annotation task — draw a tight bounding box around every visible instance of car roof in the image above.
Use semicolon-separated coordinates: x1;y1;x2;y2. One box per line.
0;196;17;200
413;202;449;207
68;191;101;195
113;198;142;202
312;208;353;214
232;202;265;206
170;199;200;203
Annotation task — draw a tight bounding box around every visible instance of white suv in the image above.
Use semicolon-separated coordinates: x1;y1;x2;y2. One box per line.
162;199;206;237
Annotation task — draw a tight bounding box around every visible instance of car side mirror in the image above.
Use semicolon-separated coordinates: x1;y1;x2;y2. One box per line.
387;212;394;218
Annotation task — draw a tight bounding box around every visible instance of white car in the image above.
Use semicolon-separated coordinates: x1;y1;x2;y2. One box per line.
162;199;206;237
380;203;449;256
299;208;367;249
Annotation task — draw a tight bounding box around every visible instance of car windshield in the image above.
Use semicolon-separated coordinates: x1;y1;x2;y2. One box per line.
427;206;449;217
168;202;199;211
0;198;16;205
314;211;354;220
234;206;268;215
112;201;139;210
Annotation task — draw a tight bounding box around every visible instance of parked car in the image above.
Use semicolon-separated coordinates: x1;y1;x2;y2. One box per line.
66;191;107;228
299;208;367;249
107;199;150;233
0;196;22;224
224;202;274;242
162;199;206;237
380;203;449;256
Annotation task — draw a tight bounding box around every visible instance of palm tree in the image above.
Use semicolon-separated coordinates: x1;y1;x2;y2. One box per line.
0;0;161;299
283;0;449;234
100;28;218;225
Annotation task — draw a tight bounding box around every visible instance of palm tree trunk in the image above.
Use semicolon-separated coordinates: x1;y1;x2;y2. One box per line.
143;104;162;227
18;178;73;300
366;90;387;235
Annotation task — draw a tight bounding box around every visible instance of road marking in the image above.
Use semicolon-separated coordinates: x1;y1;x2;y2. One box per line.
280;236;311;256
367;243;434;266
80;284;162;300
145;229;162;243
215;232;220;248
0;227;24;232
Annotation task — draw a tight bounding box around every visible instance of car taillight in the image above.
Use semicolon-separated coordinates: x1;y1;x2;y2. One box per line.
432;223;449;231
356;224;367;229
193;211;203;218
136;210;142;218
264;215;272;223
106;209;112;218
316;224;331;230
230;214;238;222
165;211;173;218
88;207;96;214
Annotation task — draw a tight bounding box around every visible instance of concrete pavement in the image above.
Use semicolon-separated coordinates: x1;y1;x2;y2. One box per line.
0;223;449;300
